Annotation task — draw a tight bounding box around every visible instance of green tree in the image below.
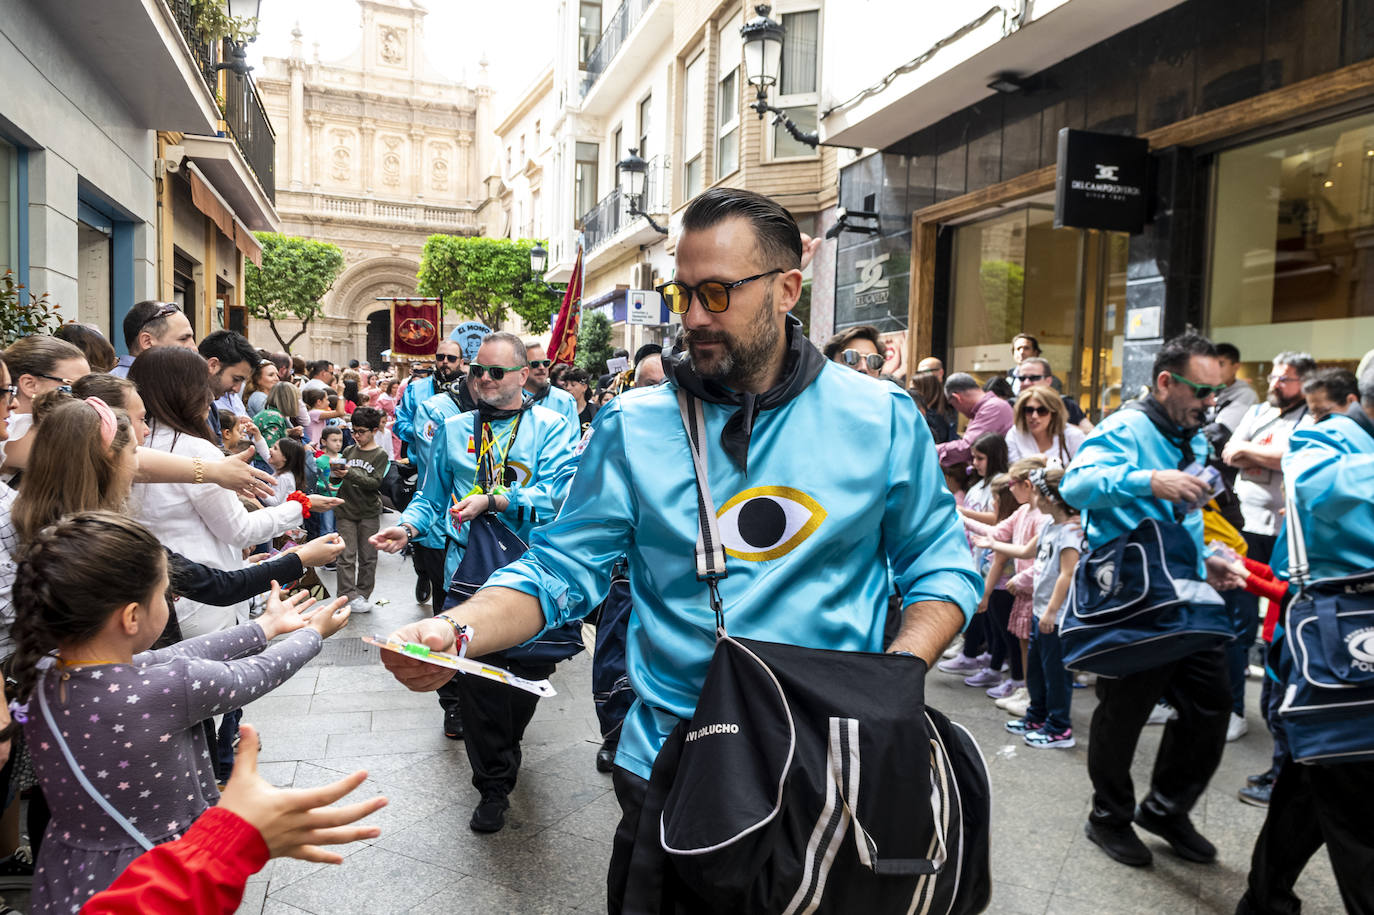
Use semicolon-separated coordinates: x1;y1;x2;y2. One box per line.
575;310;614;375
245;232;345;354
417;236;556;333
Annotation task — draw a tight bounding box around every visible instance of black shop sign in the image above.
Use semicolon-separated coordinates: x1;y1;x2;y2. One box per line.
1054;129;1149;234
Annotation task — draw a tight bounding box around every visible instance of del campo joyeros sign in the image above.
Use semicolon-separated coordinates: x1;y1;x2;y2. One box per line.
1054;129;1149;234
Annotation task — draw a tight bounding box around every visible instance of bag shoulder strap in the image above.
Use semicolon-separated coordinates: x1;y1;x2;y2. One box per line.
1282;475;1309;590
36;668;155;851
676;388;728;633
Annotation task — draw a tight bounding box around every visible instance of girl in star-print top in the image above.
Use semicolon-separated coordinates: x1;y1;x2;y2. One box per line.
8;512;351;914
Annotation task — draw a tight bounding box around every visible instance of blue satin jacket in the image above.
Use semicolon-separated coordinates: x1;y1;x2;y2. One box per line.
530;383;580;430
1271;413;1374;582
394;375;440;446
486;364;983;780
407;390;469;548
401;403;580;582
1061;407;1208;575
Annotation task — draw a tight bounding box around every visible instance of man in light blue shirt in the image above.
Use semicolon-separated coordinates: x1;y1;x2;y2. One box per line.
523;341;580;429
1063;333;1240;870
376;188;980;908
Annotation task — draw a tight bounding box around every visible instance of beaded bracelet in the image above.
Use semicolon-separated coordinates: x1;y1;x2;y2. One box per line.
286;490;312;519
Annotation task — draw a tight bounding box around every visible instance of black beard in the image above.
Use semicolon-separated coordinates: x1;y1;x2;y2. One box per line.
435;366;461;385
681;288;779;388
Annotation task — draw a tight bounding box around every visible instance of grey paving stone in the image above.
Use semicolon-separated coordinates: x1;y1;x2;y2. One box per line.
405;873;580;915
985;882;1049;915
254;731;330;764
241;693;314;720
374;799;547;871
234;879;268;915
269;845;458;915
311;749;444;780
308;686;435;715
252;710;372;740
325;724;457;759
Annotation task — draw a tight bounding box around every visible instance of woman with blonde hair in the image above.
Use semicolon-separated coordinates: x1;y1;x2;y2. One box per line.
1006;386;1085;464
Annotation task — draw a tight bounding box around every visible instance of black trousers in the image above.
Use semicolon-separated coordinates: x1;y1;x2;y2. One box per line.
608;766;648;915
453;654;555;798
1236;760;1374;915
1087;645;1230;827
412;543;448;617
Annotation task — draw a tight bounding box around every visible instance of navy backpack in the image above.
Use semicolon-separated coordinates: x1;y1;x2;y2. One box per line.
1059;518;1231;677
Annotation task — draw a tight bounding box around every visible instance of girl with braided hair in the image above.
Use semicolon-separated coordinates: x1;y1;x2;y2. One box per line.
9;511;352;913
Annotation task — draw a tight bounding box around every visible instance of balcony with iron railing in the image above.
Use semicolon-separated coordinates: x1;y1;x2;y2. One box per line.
579;156;670;257
169;0;220;94
221;72;276;204
581;0;660;98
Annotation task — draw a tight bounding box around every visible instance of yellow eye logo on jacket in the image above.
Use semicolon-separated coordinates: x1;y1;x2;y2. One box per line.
505;461;532;486
716;486;826;561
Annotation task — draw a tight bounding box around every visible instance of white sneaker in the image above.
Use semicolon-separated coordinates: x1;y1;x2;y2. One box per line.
941;637;964;660
995;686;1029;710
1226;712;1248;742
346;597;371;614
1145;702;1178;726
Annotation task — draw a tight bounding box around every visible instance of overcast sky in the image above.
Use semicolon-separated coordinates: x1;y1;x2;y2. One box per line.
247;0;558;115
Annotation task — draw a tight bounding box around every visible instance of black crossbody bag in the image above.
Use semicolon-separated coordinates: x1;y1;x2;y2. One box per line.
621;390;991;915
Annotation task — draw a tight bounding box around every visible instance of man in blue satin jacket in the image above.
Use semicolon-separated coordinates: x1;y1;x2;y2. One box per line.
1235;367;1374;915
375;331;580;834
1062;333;1241;870
376;188;982;908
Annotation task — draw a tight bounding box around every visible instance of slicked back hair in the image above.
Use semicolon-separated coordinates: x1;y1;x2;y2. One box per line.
1151;333;1217;388
680;187;802;271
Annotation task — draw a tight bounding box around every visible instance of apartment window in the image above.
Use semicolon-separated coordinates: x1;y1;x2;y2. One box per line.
635;97;650;163
716;11;743;180
0;138;19;277
683;52;705;198
579;2;603;69
770;9;819;160
575;141;599;221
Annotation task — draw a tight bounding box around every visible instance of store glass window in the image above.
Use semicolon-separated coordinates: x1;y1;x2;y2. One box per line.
1209;111;1374;371
949;205;1127;415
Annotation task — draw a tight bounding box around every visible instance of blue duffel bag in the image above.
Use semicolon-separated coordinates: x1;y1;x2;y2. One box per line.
1275;479;1374;764
1060;518;1231;677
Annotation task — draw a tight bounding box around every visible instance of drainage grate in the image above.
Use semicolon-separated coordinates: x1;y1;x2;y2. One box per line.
308;637;378;667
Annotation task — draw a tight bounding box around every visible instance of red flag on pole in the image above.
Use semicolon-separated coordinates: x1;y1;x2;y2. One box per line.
548;245;583;367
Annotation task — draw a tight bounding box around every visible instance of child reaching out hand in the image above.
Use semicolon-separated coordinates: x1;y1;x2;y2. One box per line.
9;512;351;913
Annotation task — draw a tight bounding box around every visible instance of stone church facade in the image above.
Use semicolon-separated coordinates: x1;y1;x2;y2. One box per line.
254;0;495;365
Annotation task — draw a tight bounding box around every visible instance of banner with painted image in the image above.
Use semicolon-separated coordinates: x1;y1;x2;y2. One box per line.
389;297;442;357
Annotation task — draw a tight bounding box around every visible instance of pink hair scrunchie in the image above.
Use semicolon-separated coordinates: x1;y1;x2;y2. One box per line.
84;397;118;448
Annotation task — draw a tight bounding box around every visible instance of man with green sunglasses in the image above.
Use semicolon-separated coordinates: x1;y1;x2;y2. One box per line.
1063;332;1246;870
523;341;580;430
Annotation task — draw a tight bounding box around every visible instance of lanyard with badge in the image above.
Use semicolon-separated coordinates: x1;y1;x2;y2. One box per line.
466;413;521;499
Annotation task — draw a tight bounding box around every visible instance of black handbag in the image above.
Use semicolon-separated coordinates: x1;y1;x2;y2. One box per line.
626;390;991;915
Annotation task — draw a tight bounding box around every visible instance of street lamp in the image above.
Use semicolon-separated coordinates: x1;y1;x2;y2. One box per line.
616;148;669;235
527;241;562;297
214;0;263;76
741;4;818;148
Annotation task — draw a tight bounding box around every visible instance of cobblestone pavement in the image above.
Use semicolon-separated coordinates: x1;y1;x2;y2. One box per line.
20;525;1340;915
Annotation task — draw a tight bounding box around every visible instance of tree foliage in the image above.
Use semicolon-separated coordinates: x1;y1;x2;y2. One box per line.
417;236;557;333
244;232;345;354
575;310;614;376
0;270;62;347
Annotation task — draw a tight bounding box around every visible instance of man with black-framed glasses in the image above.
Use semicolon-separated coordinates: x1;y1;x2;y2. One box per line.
373;187;981;903
112;300;196;377
1063;333;1246;870
523;341;580;430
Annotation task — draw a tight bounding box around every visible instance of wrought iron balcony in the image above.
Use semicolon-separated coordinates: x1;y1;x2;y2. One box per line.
221;72;276;204
168;0;219;94
580;156;669;254
581;0;656;96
